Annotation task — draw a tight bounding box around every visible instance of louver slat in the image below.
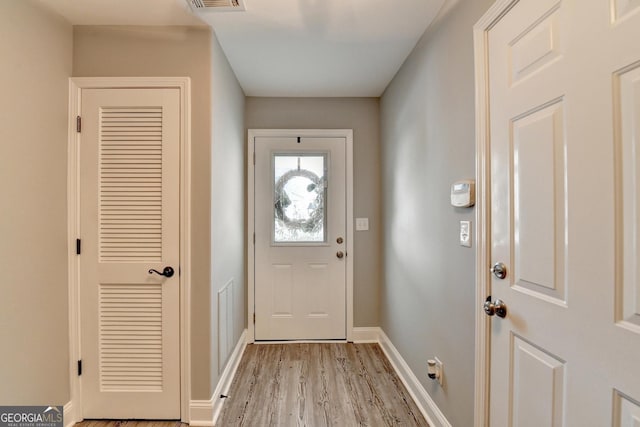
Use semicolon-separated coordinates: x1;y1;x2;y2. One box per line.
99;284;163;391
189;0;244;10
99;107;162;262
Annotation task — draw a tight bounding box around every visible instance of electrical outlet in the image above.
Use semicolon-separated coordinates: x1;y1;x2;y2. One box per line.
427;357;444;387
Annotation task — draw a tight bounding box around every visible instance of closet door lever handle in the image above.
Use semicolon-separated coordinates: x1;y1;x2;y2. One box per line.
148;266;175;278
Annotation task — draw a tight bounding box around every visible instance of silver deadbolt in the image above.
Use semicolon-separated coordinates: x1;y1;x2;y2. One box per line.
491;262;508;279
483;296;507;318
337;237;344;244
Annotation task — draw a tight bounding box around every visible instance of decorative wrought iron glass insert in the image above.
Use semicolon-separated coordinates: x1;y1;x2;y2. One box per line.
273;153;327;243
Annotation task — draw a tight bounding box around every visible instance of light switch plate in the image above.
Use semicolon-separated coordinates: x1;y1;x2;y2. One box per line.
356;218;369;231
460;220;471;247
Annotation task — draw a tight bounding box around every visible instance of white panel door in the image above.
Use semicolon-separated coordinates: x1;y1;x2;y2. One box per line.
254;137;346;340
80;88;180;418
486;0;640;425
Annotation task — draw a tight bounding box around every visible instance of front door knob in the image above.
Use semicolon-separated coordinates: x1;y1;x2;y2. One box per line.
483;296;507;318
336;251;344;259
491;262;508;279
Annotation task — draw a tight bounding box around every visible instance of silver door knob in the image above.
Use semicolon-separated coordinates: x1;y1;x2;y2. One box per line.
491;262;508;279
483;296;507;318
336;251;344;259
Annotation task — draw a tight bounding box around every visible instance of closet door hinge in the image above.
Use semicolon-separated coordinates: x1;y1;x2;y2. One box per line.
76;238;81;255
76;116;82;133
253;313;255;324
77;360;82;376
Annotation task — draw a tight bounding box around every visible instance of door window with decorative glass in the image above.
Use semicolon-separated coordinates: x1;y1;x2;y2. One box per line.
272;153;327;243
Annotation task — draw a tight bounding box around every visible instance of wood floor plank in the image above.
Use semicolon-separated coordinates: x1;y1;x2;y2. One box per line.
217;343;429;427
308;344;348;426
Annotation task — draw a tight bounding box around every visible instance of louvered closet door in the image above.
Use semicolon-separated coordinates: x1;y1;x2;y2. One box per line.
80;88;180;419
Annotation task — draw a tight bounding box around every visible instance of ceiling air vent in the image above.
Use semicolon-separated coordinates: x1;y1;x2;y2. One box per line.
188;0;246;12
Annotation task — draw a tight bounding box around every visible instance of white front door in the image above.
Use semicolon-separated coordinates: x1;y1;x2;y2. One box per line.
79;88;181;418
254;136;347;340
485;0;640;425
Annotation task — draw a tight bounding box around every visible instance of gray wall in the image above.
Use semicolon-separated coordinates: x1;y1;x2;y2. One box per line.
246;97;381;327
380;0;492;425
73;25;215;399
0;1;73;404
210;31;246;386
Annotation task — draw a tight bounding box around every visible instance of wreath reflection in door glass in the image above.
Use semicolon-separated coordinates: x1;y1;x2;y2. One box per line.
273;154;327;243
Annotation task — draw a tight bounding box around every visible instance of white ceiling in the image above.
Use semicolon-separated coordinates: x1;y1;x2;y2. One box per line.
37;0;446;97
37;0;206;26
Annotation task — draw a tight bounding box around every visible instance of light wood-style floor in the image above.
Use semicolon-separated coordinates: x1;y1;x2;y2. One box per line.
75;343;429;427
217;343;429;426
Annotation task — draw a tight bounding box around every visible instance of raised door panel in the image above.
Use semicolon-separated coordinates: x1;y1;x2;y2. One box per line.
509;5;562;85
613;0;640;22
617;63;640;331
272;264;294;317
511;100;567;304
510;336;565;427
304;263;330;318
615;392;640;427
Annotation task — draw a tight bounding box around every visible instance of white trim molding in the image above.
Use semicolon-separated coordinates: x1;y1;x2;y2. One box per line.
67;77;192;423
189;400;215;427
63;401;74;427
190;329;247;427
473;2;518;426
212;329;247;425
246;129;355;343
351;327;381;343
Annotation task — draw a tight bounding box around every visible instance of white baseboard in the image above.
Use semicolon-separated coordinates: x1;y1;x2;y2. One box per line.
377;329;452;427
189;329;247;427
351;326;381;343
63;401;75;427
189;399;215;427
212;328;247;425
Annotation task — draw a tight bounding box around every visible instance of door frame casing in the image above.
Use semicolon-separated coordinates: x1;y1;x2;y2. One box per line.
247;129;354;343
473;1;520;426
67;77;192;423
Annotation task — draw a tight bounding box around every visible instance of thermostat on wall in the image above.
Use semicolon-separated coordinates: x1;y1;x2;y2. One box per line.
451;180;475;208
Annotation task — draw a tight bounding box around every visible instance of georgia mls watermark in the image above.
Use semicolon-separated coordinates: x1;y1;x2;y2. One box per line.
0;407;63;427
